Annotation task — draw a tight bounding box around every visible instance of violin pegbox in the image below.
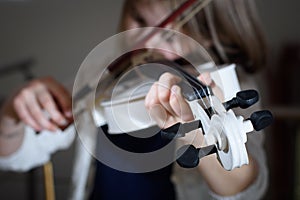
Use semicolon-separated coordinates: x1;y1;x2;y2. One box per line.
161;89;273;171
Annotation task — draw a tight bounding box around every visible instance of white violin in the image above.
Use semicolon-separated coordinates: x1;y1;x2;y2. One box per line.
92;60;273;171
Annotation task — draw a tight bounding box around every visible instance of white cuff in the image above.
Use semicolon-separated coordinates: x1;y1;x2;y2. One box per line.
0;125;75;172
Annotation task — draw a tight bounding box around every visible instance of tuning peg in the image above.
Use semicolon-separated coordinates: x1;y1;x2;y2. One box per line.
249;110;273;131
176;145;217;168
223;89;259;110
161;120;203;140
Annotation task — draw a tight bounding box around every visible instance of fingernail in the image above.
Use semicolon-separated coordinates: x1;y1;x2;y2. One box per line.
171;85;178;95
52;125;59;132
59;118;68;126
203;75;212;85
35;127;42;132
65;111;72;118
206;78;212;86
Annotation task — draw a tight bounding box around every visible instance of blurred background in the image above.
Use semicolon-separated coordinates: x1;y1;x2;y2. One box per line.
0;0;299;199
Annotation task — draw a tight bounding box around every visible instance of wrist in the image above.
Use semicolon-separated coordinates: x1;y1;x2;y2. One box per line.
0;114;24;139
0;116;25;156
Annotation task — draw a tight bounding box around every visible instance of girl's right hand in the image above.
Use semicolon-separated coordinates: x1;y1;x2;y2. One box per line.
8;77;72;132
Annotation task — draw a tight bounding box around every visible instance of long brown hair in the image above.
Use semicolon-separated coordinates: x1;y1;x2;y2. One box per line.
120;0;267;73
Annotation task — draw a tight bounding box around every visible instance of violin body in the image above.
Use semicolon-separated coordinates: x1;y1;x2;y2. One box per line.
100;75;156;134
97;63;268;170
99;63;240;134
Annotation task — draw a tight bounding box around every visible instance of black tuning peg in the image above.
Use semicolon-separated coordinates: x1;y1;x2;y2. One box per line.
161;120;203;140
249;110;273;131
223;89;259;110
176;145;217;168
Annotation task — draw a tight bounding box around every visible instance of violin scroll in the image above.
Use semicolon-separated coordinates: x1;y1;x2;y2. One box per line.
161;88;273;170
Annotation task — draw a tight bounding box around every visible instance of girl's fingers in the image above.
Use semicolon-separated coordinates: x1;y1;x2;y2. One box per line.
198;72;212;86
157;73;181;116
12;77;71;132
23;90;58;131
145;82;166;127
13;97;41;131
145;82;159;109
197;73;224;101
42;77;72;117
145;73;194;128
169;85;194;121
36;89;68;127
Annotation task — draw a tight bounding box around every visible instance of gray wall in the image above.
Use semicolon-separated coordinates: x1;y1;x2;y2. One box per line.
0;0;124;94
257;0;300;50
257;0;300;75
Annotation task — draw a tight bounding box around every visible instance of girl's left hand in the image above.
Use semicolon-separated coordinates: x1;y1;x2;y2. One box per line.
145;72;194;129
145;71;220;147
145;71;219;128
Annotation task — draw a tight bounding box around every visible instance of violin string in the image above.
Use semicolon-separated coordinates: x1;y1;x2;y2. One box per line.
170;63;215;114
185;75;215;113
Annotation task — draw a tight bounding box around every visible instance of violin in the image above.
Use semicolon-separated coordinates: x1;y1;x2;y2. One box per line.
72;0;273;172
96;56;272;171
158;60;272;170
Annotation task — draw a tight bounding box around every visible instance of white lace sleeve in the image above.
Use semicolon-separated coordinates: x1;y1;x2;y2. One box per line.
0;125;76;172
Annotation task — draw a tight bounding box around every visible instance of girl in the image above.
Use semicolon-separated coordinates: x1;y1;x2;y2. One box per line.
0;0;268;199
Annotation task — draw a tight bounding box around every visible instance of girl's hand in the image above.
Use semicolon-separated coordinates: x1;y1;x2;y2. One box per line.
145;71;222;128
7;77;72;132
145;71;223;147
145;72;194;129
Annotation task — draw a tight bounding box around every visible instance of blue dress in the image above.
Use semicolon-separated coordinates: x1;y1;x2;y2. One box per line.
89;125;176;200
